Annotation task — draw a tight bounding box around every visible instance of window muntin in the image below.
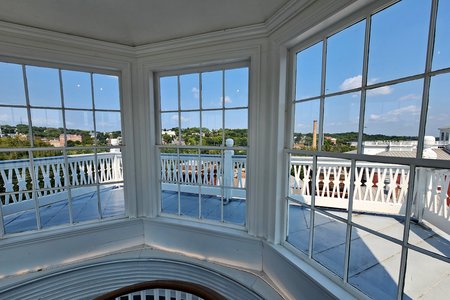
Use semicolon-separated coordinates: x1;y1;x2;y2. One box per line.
287;0;450;298
0;61;125;236
157;65;249;226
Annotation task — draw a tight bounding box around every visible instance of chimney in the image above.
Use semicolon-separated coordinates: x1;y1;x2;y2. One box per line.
312;120;317;150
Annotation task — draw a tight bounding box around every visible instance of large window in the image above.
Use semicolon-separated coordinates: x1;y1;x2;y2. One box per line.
0;61;125;236
156;64;249;226
287;0;449;299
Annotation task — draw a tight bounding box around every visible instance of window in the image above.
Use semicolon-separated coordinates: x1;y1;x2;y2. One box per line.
286;0;450;299
156;64;249;226
0;61;125;236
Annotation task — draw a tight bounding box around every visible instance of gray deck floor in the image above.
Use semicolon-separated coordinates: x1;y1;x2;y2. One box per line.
3;185;125;234
161;191;246;225
287;204;450;299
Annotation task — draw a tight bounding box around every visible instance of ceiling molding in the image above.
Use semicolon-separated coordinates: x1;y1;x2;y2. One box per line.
0;0;318;58
0;20;135;57
135;23;267;57
264;0;316;34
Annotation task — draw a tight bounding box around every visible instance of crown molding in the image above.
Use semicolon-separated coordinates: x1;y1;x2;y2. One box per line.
0;20;135;57
265;0;317;34
0;0;317;58
135;23;267;57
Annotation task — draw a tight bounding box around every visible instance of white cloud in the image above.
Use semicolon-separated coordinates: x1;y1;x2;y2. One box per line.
340;75;362;91
220;96;232;104
369;105;420;122
367;86;393;96
192;87;199;99
399;93;421;101
170;115;188;122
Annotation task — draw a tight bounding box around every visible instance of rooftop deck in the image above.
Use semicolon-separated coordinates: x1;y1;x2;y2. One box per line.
3;184;124;234
288;204;450;299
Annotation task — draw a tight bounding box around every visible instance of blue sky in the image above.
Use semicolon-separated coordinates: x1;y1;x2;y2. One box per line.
160;67;249;131
0;0;448;140
295;0;450;138
0;64;121;133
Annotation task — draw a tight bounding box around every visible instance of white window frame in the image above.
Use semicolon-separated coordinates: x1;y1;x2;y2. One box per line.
0;55;132;238
154;61;250;229
283;0;450;298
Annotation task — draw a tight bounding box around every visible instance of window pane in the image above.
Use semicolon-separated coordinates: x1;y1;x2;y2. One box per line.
348;228;401;299
202;71;222;109
62;70;92;109
162;182;179;215
161;112;179;144
0;151;32;191
288;154;313;201
315;157;352;219
0;107;30;147
180;73;199;110
323;93;360;153
179;149;200;217
67;149;96;185
199;149;223;187
225;109;247;146
26;66;61;107
293;100;320;150
99;183;124;218
2;193;37;234
93;74;120;110
287;202;311;255
30;108;64;147
0;62;26;105
368;0;431;83
201;192;221;222
432;0;450;71
71;186;100;223
410;167;450;259
403;249;449;299
425;73;450;159
352;161;409;241
160;76;178;111
313;211;347;278
326;21;365;93
295;42;322;100
225;68;248;108
38;188;70;229
95;111;122;146
65;110;94;147
202;110;223;146
363;80;423;156
180;111;200;146
224;187;246;225
33;150;65;189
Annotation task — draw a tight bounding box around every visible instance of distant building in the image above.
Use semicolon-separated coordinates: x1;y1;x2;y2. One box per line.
48;134;83;147
439;126;450;143
162;130;176;137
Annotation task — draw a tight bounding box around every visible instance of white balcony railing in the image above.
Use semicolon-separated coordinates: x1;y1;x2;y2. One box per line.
0;152;123;215
289;156;450;234
1;149;448;234
160;147;247;201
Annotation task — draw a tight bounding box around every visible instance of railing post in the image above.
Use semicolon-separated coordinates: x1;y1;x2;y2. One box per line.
413;168;427;223
224;138;234;203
